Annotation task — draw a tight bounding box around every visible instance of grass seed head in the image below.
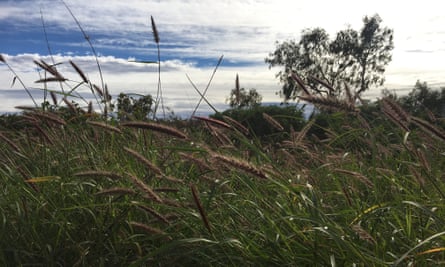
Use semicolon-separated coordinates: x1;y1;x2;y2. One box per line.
129;221;166;236
122;121;188;139
411;116;445;142
126;172;163;203
95;187;136;196
124;147;163;175
74;170;124;180
212;153;268;179
134;202;170;225
87;120;122;134
69;60;88;83
193;116;232;130
262;113;284;131
150;16;160;44
0;132;21;152
190;183;212;234
222;115;250;135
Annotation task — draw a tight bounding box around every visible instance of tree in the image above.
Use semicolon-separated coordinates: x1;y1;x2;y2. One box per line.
116;93;153;121
227;74;262;108
265;14;393;100
399;80;445;118
214;104;305;142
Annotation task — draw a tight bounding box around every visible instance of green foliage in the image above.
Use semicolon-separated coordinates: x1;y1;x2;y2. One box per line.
216;104;305;141
226;74;262;109
399;80;445;118
0;114;27;131
227;87;262;109
116;93;154;121
266;14;394;99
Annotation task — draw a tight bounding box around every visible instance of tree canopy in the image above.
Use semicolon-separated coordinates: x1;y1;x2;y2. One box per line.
115;93;154;121
266;14;394;101
399;80;445;118
227;74;262;109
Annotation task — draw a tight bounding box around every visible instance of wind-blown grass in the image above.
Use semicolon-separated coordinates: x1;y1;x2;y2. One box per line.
1;100;445;266
1;12;445;267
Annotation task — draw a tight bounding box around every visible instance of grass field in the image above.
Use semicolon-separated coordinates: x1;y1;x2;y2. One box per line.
1;97;445;266
1;8;445;265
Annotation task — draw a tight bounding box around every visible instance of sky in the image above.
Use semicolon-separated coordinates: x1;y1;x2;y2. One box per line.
1;0;445;117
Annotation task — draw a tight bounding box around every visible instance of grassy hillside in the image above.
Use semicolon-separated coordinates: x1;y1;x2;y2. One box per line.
1;100;445;266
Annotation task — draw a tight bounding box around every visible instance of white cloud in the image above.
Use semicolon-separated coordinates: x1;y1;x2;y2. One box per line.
0;53;281;114
2;0;445;114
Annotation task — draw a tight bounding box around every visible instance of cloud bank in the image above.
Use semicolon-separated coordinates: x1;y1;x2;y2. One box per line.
1;0;445;114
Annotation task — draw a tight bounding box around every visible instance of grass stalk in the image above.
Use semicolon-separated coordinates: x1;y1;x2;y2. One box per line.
190;55;224;117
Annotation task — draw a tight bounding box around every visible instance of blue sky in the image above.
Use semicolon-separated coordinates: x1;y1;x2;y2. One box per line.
1;0;445;116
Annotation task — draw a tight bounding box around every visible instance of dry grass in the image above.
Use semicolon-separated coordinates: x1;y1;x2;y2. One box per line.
29;111;67;126
351;224;376;245
190;183;212;234
150;16;160;44
14;106;40;111
74;170;124;180
123;147;163;175
33;59;67;82
154;187;180;193
381;97;410;131
32;123;54;145
62;98;79;114
133;202;170;225
298;95;358;113
206;124;233;146
126;172;163;203
212;153;268;179
121;121;188;139
408;166;426;187
411;116;445;142
333;168;374;188
129;221;166;236
160;175;184;184
179;152;213;172
93;84;104;98
262;113;284;131
193;116;232;130
95;187;136;196
69;60;88;83
124;148;183;184
87;121;122;134
0;132;21;152
293;118;315;145
87;101;93;113
290;72;310;95
50;91;58;106
222;115;250;135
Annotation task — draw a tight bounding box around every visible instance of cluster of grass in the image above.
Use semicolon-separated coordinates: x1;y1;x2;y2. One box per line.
2;5;445;265
1;95;445;266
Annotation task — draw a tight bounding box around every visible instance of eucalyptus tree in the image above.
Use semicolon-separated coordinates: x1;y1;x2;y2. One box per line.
266;14;394;100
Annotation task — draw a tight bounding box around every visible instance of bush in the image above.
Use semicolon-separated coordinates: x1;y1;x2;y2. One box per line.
214;104;306;142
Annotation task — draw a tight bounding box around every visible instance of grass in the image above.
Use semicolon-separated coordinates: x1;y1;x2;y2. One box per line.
1;9;445;267
1;101;445;266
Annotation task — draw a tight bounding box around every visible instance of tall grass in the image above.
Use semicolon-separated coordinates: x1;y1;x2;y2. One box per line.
1;94;445;265
1;11;445;267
